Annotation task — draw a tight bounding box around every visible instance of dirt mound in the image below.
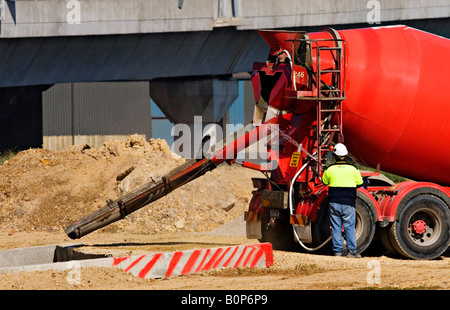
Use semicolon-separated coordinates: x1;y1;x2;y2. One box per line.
0;135;259;235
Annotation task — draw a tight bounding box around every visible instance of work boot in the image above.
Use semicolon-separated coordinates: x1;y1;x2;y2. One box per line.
347;252;362;258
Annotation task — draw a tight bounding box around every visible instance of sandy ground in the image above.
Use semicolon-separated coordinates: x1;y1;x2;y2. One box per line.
0;137;448;291
0;228;448;291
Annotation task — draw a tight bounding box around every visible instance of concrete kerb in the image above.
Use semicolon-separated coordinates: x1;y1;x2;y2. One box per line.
0;243;273;279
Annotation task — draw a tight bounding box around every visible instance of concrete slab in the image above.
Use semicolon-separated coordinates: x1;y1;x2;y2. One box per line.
0;244;58;268
0;243;108;269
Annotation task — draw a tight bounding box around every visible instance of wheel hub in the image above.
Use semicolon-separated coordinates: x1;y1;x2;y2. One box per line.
411;219;427;235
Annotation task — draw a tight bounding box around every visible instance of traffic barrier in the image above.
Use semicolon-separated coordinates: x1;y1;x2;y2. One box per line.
112;243;273;279
0;243;273;279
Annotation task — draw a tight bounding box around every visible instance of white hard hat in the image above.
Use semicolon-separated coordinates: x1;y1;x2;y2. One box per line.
333;143;348;156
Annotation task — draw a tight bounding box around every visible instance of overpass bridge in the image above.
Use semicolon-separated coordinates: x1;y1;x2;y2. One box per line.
0;0;448;151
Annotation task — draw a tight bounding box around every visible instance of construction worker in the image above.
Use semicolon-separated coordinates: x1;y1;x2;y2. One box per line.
322;143;363;258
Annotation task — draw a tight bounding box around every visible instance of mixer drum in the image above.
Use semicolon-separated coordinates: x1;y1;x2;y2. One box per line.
335;26;450;185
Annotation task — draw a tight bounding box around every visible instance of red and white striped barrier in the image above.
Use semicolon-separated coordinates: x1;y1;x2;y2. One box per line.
0;243;273;279
112;243;273;279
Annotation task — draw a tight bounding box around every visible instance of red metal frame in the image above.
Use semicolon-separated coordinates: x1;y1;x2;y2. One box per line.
377;181;450;222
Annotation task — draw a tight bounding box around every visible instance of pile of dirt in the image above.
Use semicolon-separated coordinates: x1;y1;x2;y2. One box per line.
0;135;259;235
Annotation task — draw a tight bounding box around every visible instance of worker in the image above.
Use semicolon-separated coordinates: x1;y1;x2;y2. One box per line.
265;48;278;65
322;143;363;258
275;49;291;65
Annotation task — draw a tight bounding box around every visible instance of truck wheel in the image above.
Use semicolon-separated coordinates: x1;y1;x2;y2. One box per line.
354;194;377;254
378;224;400;256
259;210;299;251
389;194;450;259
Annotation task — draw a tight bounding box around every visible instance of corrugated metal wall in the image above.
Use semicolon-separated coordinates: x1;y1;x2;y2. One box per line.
42;81;152;150
42;83;72;136
41;80;255;151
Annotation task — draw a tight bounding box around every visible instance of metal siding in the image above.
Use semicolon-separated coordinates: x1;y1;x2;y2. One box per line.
74;82;151;136
42;83;72;136
42;81;152;150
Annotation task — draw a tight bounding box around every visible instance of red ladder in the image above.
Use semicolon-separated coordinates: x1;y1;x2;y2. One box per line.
316;42;345;171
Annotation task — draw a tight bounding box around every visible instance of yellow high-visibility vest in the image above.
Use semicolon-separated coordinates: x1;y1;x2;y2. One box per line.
322;162;363;188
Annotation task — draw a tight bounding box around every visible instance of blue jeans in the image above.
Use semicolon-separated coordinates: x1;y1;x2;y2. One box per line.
329;202;357;254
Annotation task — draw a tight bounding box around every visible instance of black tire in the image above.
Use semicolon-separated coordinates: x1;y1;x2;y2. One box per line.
389;194;450;259
378;224;400;256
312;197;332;252
259;209;299;251
313;192;376;254
354;193;377;254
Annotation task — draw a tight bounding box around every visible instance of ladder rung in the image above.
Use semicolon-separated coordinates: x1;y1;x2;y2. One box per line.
321;129;341;132
318;47;342;50
296;96;346;101
320;70;341;73
320;109;341;112
321;89;341;93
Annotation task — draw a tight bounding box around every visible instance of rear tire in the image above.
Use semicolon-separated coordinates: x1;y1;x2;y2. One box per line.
354;196;377;254
379;224;400;256
389;194;450;259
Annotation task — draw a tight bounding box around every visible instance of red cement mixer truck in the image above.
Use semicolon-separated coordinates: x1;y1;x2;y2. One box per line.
65;25;450;260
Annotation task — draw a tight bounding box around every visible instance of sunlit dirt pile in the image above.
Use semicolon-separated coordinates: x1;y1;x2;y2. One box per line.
0;135;258;235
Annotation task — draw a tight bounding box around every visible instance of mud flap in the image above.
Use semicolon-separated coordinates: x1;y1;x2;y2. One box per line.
293;223;313;244
245;211;262;239
246;220;262;239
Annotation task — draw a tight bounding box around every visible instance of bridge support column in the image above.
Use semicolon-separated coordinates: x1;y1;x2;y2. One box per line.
150;78;238;158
